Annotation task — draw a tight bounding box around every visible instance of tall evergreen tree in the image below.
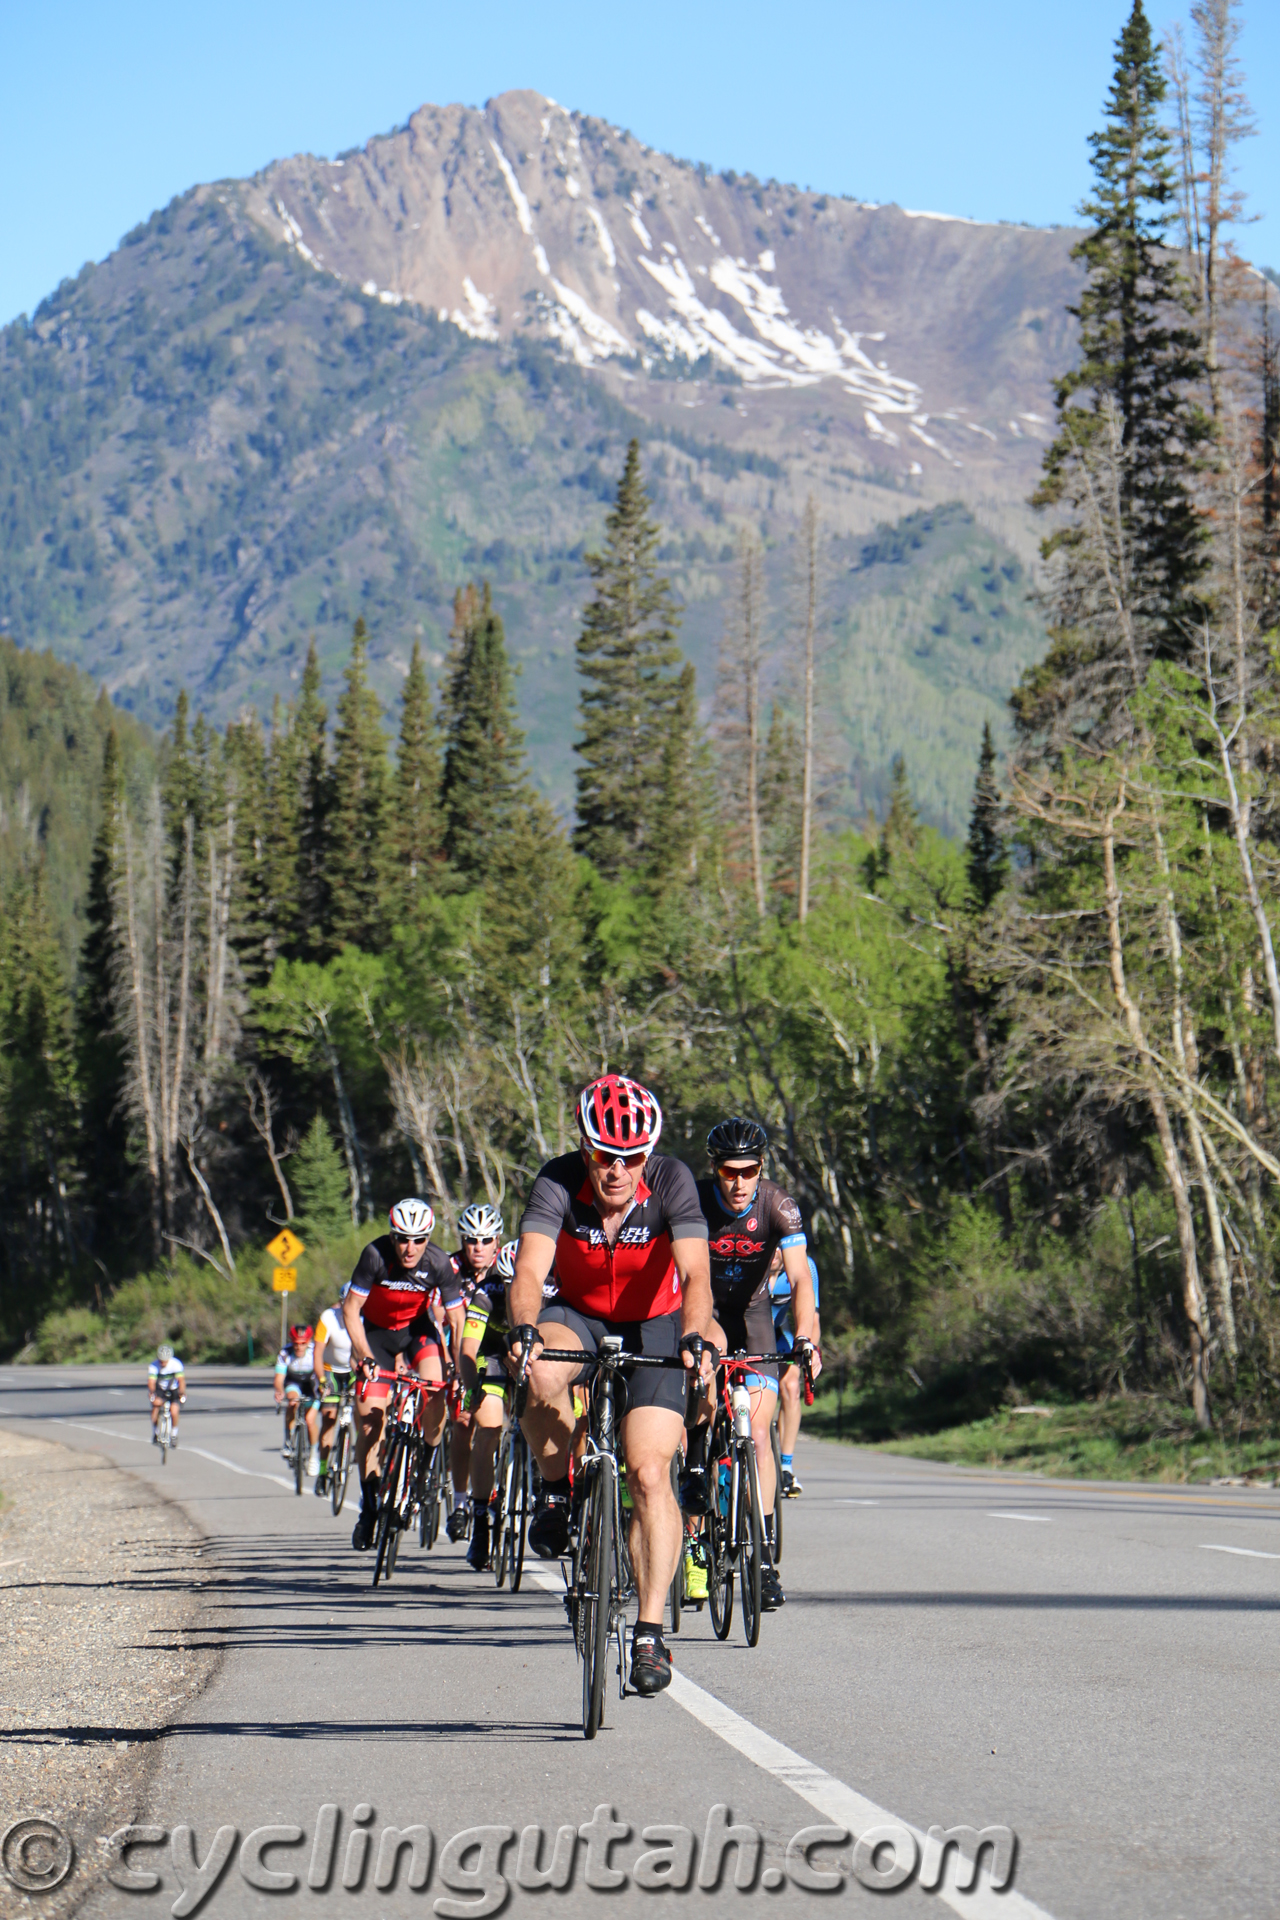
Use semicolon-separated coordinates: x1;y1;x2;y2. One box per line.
966;722;1008;911
760;702;802;906
76;729;131;1258
439;584;531;885
573;441;685;878
328;619;391;951
1032;1;1207;681
0;866;80;1280
649;661;708;893
294;640;331;954
263;694;305;961
223;712;273;988
390;639;444;912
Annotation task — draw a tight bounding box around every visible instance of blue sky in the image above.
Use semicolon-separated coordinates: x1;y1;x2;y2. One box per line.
2;0;1274;326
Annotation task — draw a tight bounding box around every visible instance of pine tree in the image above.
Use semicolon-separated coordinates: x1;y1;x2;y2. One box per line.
290;1112;350;1239
76;729;132;1255
966;722;1008;911
439;584;532;885
760;702;802;907
390;639;444;912
1033;1;1208;674
327;618;391;951
295;640;331;954
223;713;273;988
0;867;80;1276
263;694;305;962
649;660;708;893
573;441;685;877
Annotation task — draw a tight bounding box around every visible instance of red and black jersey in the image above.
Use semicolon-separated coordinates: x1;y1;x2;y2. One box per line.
348;1234;455;1332
519;1151;708;1322
697;1176;807;1313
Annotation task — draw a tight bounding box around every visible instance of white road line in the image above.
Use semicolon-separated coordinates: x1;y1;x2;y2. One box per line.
529;1570;1052;1917
988;1511;1052;1524
51;1420;292;1491
1201;1543;1280;1560
837;1498;881;1505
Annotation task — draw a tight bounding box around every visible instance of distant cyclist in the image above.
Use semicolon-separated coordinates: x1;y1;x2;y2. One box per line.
690;1117;820;1611
508;1074;713;1697
342;1199;454;1550
772;1251;822;1495
275;1324;322;1476
148;1344;185;1444
314;1298;355;1496
443;1202;504;1542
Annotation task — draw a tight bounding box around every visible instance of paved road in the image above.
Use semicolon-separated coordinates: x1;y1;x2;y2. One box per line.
3;1366;1279;1918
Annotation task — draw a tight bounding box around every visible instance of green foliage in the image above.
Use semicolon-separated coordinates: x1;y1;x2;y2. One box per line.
965;721;1007;909
291;1114;351;1240
439;584;532;885
389;639;444;913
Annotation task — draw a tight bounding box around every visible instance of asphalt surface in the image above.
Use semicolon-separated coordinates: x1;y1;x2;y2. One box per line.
2;1366;1279;1919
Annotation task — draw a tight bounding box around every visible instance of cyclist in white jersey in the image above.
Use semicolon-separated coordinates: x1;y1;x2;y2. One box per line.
314;1301;354;1495
148;1346;185;1444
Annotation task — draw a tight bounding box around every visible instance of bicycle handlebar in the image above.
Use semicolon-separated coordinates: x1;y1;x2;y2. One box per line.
719;1350;816;1406
531;1348;690;1371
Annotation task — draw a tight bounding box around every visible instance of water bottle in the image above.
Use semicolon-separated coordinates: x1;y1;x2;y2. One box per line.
716;1459;731;1517
731;1384;752;1439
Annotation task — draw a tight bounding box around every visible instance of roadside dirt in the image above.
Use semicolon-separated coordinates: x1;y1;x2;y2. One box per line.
0;1428;217;1919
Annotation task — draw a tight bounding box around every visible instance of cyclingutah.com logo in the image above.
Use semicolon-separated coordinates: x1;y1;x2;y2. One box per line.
3;1806;1019;1911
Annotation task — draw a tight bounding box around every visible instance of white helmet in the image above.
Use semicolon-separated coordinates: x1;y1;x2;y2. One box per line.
389;1197;435;1237
157;1343;174;1364
495;1239;519;1280
459;1202;504;1241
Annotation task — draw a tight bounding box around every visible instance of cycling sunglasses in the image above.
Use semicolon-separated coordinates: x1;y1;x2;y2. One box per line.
391;1232;428;1246
463;1235;497;1246
585;1146;649;1169
717;1161;763;1180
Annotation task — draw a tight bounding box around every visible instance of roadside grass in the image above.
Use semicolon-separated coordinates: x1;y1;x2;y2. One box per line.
804;1378;1280;1485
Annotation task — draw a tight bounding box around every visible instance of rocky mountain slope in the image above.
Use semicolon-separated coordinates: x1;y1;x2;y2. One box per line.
0;91;1079;827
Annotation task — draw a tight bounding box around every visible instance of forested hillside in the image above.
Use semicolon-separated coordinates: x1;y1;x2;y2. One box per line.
5;2;1280;1462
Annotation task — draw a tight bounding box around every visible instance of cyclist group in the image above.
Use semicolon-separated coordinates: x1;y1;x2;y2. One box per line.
149;1073;821;1702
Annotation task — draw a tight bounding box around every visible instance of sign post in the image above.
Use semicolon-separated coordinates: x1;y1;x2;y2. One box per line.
267;1230;306;1351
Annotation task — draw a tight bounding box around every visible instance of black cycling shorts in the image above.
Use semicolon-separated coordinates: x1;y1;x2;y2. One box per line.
537;1301;688;1417
713;1292;779;1388
363;1315;444;1373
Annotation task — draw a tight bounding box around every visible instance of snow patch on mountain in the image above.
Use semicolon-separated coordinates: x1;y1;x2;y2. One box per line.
452;278;499;341
490;142;533;235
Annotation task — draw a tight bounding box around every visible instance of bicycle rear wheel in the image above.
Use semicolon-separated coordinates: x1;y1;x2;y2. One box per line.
422;1439;445;1548
581;1459;616;1740
667;1454;683;1635
739;1441;764;1649
770;1417;784;1565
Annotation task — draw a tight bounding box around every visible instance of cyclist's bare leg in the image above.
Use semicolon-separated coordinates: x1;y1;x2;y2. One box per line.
521;1321;586;1481
283;1387;301;1441
620;1406;685;1622
355;1386;389;1481
304;1405;320;1446
779;1361;802;1454
450;1406;473;1498
414;1350;447;1447
750;1382;778;1513
469;1392;504;1503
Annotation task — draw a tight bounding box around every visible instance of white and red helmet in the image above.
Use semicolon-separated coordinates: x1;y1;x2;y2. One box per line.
389;1197;435;1237
577;1074;663;1156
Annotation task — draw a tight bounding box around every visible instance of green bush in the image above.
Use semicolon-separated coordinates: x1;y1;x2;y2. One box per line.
25;1227;371;1365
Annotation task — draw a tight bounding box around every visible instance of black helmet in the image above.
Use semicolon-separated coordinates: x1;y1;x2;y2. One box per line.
707;1117;768;1163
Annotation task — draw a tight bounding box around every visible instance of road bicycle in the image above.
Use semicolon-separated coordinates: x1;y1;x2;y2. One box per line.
364;1370;448;1588
492;1396;536;1592
704;1351;812;1648
528;1338;688;1740
155;1392;179;1463
281;1400;308;1494
417;1433;448;1549
328;1374;357;1516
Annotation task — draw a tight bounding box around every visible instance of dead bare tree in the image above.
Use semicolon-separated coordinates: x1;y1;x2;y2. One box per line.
716;536;767;913
245;1067;295;1220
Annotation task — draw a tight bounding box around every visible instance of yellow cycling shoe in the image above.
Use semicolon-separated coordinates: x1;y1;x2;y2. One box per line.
683;1547;709;1602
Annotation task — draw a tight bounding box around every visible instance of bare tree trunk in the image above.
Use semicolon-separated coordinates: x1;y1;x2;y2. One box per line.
798;495;818;925
315;1014;366;1223
182;1129;236;1274
245;1069;295;1220
1102;797;1211;1424
120;822;163;1257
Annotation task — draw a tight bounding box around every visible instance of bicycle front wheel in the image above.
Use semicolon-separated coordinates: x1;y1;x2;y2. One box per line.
158;1405;171;1463
739;1441;764;1649
707;1433;734;1640
668;1454;683;1635
508;1440;530;1593
330;1422;350;1516
293;1423;306;1496
372;1434;405;1588
770;1417;784;1566
493;1433;513;1589
581;1459;616;1740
